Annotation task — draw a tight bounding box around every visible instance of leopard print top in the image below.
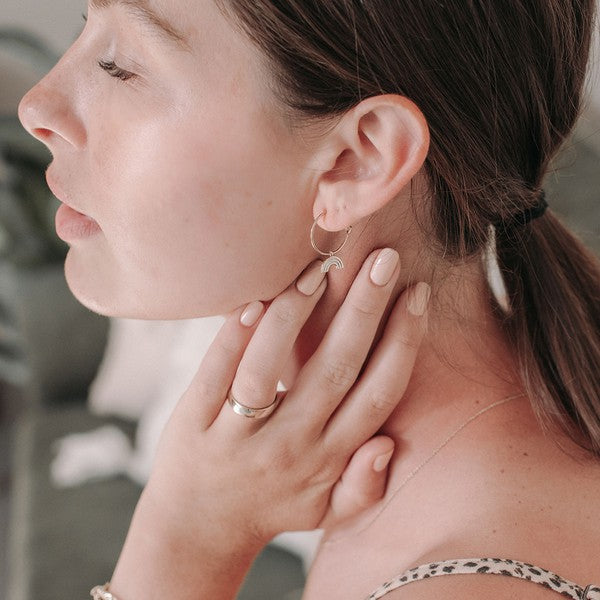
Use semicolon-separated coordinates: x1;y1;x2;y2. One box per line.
366;557;600;599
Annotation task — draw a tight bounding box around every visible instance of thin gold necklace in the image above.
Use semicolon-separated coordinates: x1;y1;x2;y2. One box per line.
324;392;525;544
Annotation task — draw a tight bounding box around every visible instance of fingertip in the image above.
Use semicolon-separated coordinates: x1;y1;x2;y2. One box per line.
385;282;430;344
373;447;395;472
406;282;431;317
296;260;327;296
369;248;400;287
368;435;395;471
240;301;264;328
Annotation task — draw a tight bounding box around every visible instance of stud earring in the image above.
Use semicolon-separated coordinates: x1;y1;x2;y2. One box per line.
310;212;353;273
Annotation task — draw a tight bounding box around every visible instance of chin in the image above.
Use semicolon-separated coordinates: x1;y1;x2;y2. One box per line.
62;243;296;321
63;252;248;320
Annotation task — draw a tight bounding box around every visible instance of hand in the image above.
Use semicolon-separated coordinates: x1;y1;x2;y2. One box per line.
110;248;429;600
145;248;429;546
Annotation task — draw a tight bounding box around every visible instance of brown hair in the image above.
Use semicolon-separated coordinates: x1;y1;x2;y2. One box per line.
219;1;600;455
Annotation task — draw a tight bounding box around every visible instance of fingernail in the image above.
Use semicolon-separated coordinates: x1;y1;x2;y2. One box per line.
407;282;431;316
373;449;394;472
240;301;264;327
296;261;327;296
370;248;400;287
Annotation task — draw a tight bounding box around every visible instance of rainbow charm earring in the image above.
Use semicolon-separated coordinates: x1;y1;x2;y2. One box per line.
310;212;353;273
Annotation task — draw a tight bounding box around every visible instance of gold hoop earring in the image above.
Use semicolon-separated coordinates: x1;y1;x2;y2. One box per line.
310;212;352;273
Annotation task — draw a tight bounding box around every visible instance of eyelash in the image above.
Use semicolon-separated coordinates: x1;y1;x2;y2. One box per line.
80;14;137;83
98;59;136;82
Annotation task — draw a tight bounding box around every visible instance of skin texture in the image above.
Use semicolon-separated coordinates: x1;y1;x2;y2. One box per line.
107;253;430;599
18;0;431;321
18;1;600;599
20;0;319;318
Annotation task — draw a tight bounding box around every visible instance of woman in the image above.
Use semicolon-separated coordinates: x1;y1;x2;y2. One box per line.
18;0;600;598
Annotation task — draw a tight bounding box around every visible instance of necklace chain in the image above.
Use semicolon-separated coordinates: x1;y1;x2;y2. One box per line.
324;392;525;544
391;393;525;495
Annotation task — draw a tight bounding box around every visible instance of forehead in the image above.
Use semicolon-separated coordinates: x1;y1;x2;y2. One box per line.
88;0;285;118
89;0;191;49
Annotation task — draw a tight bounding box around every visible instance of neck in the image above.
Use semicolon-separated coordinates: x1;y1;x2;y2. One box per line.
282;205;523;440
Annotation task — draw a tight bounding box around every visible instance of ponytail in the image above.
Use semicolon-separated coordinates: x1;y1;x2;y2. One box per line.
221;0;600;453
496;212;600;455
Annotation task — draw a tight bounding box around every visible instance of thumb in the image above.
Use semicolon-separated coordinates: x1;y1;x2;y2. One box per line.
321;436;394;528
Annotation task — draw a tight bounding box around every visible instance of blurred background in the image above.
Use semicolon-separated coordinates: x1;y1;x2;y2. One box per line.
0;3;599;600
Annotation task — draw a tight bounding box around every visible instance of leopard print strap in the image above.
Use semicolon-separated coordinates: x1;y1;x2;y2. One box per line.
365;558;600;600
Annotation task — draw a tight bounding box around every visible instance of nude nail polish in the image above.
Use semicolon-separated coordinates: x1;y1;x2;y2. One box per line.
407;282;431;316
240;301;264;327
373;450;394;472
370;248;400;287
296;261;326;296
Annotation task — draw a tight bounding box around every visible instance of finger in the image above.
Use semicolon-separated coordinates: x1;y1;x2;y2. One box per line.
320;436;395;529
281;248;400;427
216;260;327;428
324;282;430;452
179;301;265;429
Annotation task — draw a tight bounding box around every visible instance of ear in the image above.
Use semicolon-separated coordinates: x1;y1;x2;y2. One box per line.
312;94;429;232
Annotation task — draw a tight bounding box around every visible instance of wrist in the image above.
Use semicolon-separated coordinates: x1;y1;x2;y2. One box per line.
140;477;268;553
110;485;265;600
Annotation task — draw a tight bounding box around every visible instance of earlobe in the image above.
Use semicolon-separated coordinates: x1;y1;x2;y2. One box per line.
313;94;430;232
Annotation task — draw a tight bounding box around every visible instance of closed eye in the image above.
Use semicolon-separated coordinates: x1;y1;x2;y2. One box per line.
98;59;136;82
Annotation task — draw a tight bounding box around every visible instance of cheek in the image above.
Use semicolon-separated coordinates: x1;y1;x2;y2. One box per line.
79;99;315;317
95;111;276;264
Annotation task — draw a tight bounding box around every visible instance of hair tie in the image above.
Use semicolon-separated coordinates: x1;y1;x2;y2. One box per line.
495;190;548;229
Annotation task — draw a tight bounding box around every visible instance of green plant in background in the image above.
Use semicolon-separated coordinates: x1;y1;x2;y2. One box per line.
0;28;65;267
0;29;72;388
0;119;66;266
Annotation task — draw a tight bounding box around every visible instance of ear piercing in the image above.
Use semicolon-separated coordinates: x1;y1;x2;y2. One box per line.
310;212;353;273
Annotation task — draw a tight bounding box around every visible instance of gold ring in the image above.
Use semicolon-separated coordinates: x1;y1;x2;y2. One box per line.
227;389;281;419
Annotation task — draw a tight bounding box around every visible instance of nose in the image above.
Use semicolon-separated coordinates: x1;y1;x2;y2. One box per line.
18;59;86;152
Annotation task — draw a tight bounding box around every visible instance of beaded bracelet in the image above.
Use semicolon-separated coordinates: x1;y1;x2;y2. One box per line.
90;583;119;600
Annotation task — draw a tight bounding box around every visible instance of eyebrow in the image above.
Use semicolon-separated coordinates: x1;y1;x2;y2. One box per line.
89;0;191;50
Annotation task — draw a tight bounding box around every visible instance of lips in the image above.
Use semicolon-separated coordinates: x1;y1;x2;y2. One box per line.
55;203;101;241
46;169;101;242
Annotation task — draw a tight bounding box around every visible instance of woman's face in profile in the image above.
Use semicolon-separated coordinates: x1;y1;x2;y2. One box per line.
19;0;318;319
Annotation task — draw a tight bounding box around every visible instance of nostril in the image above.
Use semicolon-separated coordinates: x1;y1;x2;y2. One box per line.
32;127;53;141
18;84;85;149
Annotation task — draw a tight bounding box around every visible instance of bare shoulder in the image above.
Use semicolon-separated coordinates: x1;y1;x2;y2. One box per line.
306;399;600;600
379;574;571;600
365;547;597;600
